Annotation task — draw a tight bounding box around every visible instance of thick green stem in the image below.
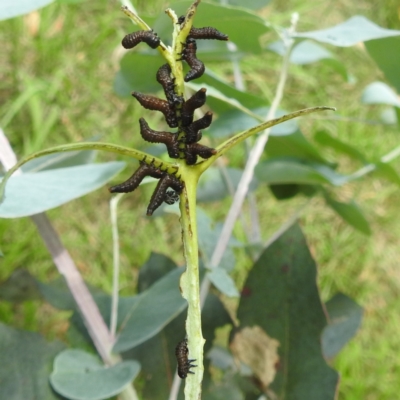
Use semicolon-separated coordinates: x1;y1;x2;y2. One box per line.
179;166;204;400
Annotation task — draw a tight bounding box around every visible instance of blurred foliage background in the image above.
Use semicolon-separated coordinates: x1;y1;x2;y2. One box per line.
1;0;400;399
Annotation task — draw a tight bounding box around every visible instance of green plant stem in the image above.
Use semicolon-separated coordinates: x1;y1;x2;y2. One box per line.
178;166;205;400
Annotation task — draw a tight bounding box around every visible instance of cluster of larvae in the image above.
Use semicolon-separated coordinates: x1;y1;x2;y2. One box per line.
109;16;228;218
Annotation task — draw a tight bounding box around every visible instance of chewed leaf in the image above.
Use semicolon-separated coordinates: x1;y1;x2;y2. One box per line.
236;223;339;398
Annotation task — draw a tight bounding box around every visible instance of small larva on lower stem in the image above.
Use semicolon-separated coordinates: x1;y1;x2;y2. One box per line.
175;339;197;379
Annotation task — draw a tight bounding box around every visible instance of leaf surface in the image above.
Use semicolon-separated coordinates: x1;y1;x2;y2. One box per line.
50;349;139;400
295;16;400;47
0;162;125;218
0;322;65;400
114;268;187;353
324;193;371;235
0;0;54;20
322;293;363;359
235;223;339;399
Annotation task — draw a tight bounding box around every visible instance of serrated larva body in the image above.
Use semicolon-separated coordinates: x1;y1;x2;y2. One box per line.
175;339;197;379
122;30;160;49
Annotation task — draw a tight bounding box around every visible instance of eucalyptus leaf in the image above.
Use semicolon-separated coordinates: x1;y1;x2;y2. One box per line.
295;16;400;47
256;158;347;186
0;0;54;20
209;107;298;138
207;267;239;297
269;183;317;201
314;130;367;163
380;107;398;125
114;53;163;97
235;223;339;399
205;0;270;9
197;208;237;272
290;40;334;63
138;252;177;292
0;322;65;400
154;1;269;54
124;292;232;400
365;36;400;93
50;349;140;400
187;82;253;118
267;130;332;165
0;162;125;218
0;268;40;303
197;167;258;203
324;193;371;235
361;81;400;107
114;267;187;353
270;39;335;64
193;69;267;113
272;39;349;79
374;161;400;187
21;150;96;173
207;346;236;371
322;293;363;359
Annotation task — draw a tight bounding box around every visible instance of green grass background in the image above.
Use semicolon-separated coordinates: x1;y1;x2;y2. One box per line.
1;0;400;399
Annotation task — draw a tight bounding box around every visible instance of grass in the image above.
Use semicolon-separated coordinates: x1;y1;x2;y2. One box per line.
1;0;400;399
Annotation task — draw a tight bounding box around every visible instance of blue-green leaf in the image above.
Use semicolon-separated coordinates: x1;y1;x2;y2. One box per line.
204;0;271;9
256;158;347;186
210;107;298;138
0;0;54;21
361;81;400;107
324;193;371;235
314;130;367;163
154;1;269;54
50;349;140;400
295;16;400;47
113;268;186;353
197;208;238;272
114;53;162;97
374;161;400;187
322;293;363;359
207;267;239;297
197;167;258;202
0;322;65;400
365;37;400;93
198;69;267;112
0;162;125;218
21;150;96;173
267;130;332;165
